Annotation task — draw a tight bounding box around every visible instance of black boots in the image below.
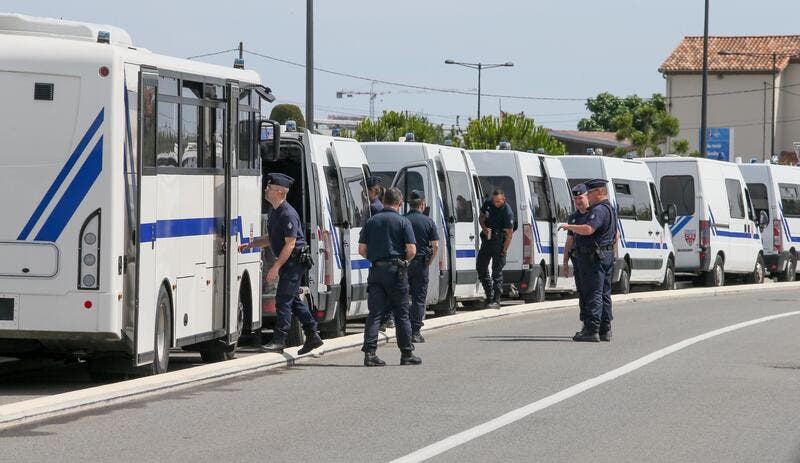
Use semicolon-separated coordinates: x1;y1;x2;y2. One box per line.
261;336;287;353
572;329;600;342
411;332;425;344
298;331;324;355
400;351;422;365
364;352;386;367
599;329;612;342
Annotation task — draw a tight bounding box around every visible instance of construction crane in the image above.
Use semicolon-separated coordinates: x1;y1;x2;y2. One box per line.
336;81;390;121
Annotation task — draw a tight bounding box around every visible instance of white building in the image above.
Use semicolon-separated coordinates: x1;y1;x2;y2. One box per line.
660;36;800;163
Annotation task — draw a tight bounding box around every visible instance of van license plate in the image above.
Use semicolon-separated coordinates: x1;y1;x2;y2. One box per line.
0;298;13;321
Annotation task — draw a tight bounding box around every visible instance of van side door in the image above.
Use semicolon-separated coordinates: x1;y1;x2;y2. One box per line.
724;178;751;271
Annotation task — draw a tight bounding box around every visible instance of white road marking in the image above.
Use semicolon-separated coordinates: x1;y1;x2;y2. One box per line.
390;310;800;463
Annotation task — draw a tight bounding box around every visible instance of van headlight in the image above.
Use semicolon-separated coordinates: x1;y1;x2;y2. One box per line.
78;210;101;290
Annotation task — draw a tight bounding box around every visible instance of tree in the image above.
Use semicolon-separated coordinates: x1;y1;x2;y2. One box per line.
351;111;446;143
578;92;668;133
269;104;306;128
672;139;690;155
612;104;679;157
463;113;566;155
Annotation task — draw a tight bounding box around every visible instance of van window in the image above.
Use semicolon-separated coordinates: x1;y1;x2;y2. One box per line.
479;176;516;212
747;183;769;212
324;166;344;226
725;179;745;219
528;176;552;220
396;165;428;214
436;160;451;220
551;179;573;223
373;171;396;187
341;167;369;227
779;183;800;218
632;181;653;221
613;181;636;219
660;175;695;215
568;178;589;189
649;183;664;221
447;171;474;222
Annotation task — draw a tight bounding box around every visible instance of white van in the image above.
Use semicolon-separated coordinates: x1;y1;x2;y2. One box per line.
469;150;576;301
643;157;766;286
261;129;372;343
739;162;799;281
362;142;484;313
561;156;678;293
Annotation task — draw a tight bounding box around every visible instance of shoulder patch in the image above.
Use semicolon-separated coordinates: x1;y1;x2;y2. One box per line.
287;222;293;230
590;214;596;219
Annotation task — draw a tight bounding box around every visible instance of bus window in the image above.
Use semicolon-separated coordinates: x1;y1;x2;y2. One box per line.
203;107;225;169
156;101;178;167
180;104;200;168
142;81;156;168
446;171;474;223
238;111;252;169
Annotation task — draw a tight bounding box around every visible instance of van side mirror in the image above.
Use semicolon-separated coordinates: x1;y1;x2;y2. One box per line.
758;209;769;229
663;204;677;226
259;120;281;162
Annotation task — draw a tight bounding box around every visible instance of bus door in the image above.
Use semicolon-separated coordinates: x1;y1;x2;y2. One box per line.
123;64;141;352
222;82;240;343
393;161;441;304
330;139;371;314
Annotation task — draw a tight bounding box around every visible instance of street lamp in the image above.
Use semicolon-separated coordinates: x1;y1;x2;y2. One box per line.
718;49;799;160
445;59;514;119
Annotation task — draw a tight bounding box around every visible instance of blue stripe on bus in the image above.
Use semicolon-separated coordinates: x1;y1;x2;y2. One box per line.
34;138;104;242
456;249;476;258
19;108;105;240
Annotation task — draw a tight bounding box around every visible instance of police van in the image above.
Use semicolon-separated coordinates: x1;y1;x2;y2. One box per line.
561;156;678;293
468;150;576;301
261;127;372;343
738;162;799;281
362;142;484;313
643;157;766;286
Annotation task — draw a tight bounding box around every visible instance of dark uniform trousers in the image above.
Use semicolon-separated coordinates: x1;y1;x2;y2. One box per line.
362;264;414;353
408;257;429;333
576;249;614;333
570;253;588;322
274;260;318;341
476;232;506;300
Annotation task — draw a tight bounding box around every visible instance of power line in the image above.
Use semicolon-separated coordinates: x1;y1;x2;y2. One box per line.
186;48;238;60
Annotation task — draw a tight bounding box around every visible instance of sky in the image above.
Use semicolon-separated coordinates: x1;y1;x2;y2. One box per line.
5;1;800;130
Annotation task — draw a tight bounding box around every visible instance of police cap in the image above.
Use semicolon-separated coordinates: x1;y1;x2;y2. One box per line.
571;183;588;196
584;178;608;190
266;173;295;188
366;176;383;188
409;189;425;200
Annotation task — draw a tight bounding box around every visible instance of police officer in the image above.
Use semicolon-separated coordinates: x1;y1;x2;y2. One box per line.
366;176;384;216
358;187;421;366
404;190;440;344
477;189;515;309
239;173;323;355
561;183;590;334
559;179;617;342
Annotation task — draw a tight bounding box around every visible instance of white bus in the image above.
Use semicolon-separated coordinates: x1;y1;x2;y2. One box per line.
0;14;276;375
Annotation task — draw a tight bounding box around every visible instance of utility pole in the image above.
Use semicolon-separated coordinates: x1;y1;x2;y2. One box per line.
305;0;314;131
699;0;709;157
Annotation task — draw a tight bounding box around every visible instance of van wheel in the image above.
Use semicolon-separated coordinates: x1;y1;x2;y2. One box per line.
523;275;546;303
433;288;457;316
151;286;172;374
704;256;725;287
320;304;346;338
746;255;765;284
661;262;676;290
779;254;797;282
613;266;631;295
286;316;305;347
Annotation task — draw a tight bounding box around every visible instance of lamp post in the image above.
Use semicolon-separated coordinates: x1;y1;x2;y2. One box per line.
305;0;314;131
718;49;798;160
445;59;514;119
700;0;709;157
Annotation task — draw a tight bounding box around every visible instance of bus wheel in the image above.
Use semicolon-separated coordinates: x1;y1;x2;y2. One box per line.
522;275;546;303
662;261;676;290
152;286;172;374
613;266;631;295
779;254;796;282
746;255;765;285
433;288;457;316
703;256;724;287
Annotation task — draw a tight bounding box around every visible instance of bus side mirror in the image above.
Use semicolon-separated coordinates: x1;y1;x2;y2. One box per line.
758;209;769;229
259;120;280;162
663;204;677;226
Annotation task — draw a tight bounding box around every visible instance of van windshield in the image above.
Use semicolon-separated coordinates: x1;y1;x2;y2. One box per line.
660;175;695;215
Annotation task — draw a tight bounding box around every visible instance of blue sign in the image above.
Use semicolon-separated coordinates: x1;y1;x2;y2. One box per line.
701;127;733;161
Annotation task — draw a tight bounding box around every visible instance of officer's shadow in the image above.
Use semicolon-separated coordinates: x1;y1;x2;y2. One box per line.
472;335;574;342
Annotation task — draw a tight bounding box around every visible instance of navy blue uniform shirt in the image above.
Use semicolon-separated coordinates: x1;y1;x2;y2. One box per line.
568;209;589;250
359;209;416;262
370;196;384;216
268;201;306;255
583;199;617;247
404;210;440;257
480;199;514;230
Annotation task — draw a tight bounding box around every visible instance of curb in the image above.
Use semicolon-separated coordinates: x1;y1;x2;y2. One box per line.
1;280;798;430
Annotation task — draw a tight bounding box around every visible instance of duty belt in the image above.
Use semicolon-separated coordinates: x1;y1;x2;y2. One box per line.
372;258;408;268
576;244;614;254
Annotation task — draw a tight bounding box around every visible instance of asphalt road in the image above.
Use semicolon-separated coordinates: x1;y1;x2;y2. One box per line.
3;288;800;462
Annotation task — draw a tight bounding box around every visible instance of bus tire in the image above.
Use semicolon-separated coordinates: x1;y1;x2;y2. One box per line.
152;286;171;375
433;288;457;316
746;255;765;285
779;254;796;282
661;261;676;290
522;275;546;303
703;255;724;287
613;266;631;295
